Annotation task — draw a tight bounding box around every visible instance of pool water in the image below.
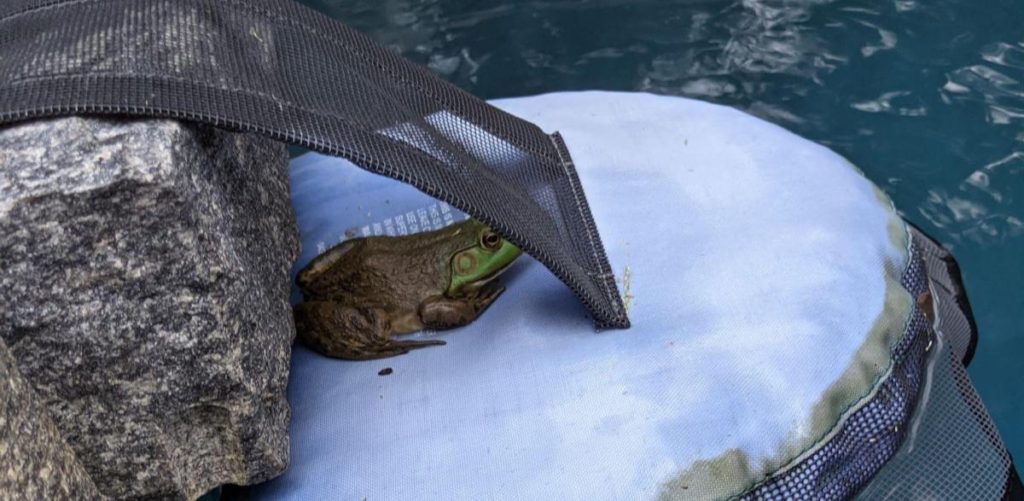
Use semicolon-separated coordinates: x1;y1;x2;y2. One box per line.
297;0;1023;462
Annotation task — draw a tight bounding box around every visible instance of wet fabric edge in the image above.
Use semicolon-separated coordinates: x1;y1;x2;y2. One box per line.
728;225;1017;501
716;222;925;500
657;214;916;500
655;177;916;500
702;162;968;500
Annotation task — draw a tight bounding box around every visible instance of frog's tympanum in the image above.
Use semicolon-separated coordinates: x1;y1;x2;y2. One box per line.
293;219;522;360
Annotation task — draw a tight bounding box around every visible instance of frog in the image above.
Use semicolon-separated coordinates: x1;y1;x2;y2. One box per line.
293;219;522;360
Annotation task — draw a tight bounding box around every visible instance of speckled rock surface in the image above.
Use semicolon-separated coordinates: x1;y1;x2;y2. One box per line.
0;337;105;500
0;117;299;500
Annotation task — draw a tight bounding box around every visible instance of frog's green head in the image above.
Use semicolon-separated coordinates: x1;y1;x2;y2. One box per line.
447;221;522;297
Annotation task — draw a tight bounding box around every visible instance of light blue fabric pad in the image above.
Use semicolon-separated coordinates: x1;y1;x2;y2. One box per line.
252;91;911;500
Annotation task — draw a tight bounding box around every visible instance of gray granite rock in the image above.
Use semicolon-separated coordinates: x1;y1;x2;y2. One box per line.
0;337;105;500
0;117;299;500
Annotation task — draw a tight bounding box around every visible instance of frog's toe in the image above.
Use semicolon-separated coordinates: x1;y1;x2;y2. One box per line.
376;339;446;359
475;283;506;310
392;338;446;350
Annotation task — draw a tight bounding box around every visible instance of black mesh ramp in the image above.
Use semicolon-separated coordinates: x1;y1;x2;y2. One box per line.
0;0;629;328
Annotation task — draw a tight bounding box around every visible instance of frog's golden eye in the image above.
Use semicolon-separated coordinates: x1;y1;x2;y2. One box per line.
481;231;502;250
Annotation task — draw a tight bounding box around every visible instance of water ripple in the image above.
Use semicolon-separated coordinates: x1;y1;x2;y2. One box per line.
921;151;1024;244
981;42;1024;68
943;46;1024;125
851;91;927;116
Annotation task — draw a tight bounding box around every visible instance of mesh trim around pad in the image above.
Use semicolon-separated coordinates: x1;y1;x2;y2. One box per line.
739;229;1017;500
735;239;932;500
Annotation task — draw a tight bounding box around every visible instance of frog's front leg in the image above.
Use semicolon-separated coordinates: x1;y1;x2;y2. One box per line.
418;285;505;330
294;301;444;360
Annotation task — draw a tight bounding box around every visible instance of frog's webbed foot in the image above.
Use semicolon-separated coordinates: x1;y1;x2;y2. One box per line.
474;284;505;310
294;301;445;360
360;338;447;360
419;284;506;330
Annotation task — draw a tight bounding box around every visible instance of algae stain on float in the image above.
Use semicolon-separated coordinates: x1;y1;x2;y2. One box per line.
657;267;914;500
659;449;755;501
870;182;912;256
657;206;915;500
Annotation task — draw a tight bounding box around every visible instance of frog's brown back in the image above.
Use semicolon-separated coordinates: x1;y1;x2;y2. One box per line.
295;238;363;294
296;231;457;310
354;243;451;310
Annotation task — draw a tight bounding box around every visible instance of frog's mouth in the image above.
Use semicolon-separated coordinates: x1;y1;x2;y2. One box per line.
451;252;520;298
465;258;517;290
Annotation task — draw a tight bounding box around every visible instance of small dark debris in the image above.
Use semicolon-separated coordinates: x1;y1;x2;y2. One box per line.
378;367;393;376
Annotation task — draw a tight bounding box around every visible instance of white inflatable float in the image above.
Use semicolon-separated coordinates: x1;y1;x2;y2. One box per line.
244;92;1010;500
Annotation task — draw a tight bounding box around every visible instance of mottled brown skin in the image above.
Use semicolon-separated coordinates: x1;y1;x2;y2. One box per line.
293;219;520;360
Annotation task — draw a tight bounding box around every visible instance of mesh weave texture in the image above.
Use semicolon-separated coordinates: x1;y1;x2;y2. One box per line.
856;228;1018;500
738;240;932;500
739;229;1018;500
0;0;628;328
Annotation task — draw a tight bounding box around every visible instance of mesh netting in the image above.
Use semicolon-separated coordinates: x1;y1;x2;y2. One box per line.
855;347;1014;500
856;229;1020;500
737;228;1019;500
737;240;932;500
912;225;979;366
0;0;628;328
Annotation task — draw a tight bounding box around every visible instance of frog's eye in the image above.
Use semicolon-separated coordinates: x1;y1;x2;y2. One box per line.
481;231;502;250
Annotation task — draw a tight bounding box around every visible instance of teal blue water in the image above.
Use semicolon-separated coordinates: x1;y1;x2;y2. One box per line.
298;0;1023;461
